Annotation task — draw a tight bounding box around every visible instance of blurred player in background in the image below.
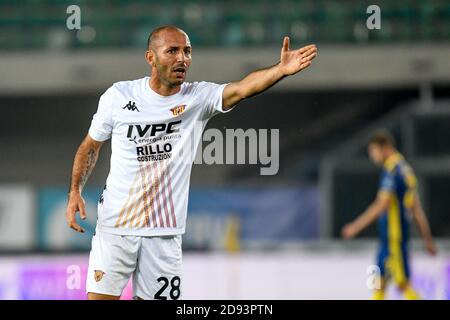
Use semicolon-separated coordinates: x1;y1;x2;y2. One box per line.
65;25;317;300
342;130;437;300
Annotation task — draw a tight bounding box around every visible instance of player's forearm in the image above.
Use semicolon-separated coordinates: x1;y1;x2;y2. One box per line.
236;39;316;99
352;202;385;234
69;137;101;195
237;63;285;99
412;206;433;242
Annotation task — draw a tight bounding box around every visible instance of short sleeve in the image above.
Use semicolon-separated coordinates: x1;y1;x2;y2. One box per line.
379;170;395;194
88;87;115;141
196;81;231;119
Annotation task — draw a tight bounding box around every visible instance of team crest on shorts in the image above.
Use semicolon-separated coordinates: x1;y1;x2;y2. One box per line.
170;104;186;116
94;270;105;282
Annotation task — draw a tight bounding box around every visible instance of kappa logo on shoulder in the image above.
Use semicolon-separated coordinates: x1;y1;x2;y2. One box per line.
94;270;105;282
123;101;140;112
170;104;186;116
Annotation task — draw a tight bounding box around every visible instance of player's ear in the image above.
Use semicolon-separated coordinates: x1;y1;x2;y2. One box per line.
145;50;154;67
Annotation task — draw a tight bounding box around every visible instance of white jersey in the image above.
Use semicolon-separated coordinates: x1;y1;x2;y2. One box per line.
88;76;230;236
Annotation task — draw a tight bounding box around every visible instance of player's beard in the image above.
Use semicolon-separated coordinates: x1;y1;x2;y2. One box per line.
154;57;186;87
159;66;185;87
170;65;187;85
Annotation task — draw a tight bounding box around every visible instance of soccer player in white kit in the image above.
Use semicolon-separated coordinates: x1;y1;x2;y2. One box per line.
65;26;317;300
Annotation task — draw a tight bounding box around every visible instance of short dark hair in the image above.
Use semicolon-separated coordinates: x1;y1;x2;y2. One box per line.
147;25;184;50
369;129;396;148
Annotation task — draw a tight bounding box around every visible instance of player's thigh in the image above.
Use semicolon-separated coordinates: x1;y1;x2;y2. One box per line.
391;244;410;286
86;231;140;297
133;235;182;300
377;245;389;279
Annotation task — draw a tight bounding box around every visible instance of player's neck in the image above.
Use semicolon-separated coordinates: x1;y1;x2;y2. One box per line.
383;149;400;164
149;77;181;96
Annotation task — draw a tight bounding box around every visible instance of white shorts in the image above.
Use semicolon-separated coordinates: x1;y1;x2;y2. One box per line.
86;230;182;300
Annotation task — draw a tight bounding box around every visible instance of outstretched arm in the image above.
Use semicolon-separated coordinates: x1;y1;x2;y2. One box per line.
222;37;317;110
66;134;104;233
341;192;390;239
410;193;437;255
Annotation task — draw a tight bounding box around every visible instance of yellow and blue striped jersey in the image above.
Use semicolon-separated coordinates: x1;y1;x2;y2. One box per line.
378;152;417;245
377;152;418;283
